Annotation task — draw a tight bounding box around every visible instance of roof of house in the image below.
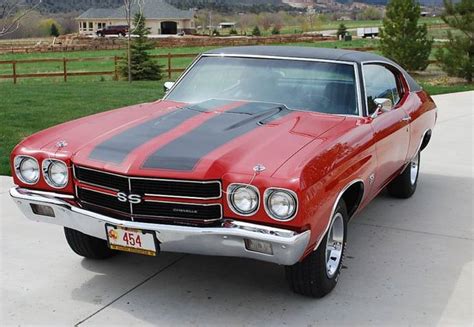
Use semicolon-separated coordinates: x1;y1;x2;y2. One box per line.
77;0;193;20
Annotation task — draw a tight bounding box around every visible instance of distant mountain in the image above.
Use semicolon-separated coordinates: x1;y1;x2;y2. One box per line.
29;0;443;14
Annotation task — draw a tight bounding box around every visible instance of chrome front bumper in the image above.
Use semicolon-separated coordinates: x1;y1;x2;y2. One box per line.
10;187;310;265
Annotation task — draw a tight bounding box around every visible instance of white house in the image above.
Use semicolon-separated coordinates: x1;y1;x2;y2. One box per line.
77;0;195;35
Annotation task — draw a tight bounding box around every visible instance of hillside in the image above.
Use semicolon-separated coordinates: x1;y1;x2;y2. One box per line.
29;0;442;14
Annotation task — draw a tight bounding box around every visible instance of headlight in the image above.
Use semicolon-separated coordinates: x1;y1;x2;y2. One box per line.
42;159;68;188
265;188;298;221
227;184;259;215
14;156;39;184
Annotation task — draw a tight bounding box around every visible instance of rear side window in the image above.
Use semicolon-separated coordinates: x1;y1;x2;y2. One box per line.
363;64;401;114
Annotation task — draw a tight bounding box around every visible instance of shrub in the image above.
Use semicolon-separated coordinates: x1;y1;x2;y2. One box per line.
379;0;433;71
271;26;280;35
435;0;473;83
229;28;238;35
252;25;261;36
336;23;347;39
50;23;60;37
120;13;163;81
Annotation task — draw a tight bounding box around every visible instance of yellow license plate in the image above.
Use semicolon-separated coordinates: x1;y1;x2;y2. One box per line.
106;225;157;256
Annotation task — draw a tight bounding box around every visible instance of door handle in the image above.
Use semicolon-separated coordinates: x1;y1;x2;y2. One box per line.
402;116;411;122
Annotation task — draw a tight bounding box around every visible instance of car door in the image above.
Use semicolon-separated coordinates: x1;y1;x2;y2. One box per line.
363;63;410;192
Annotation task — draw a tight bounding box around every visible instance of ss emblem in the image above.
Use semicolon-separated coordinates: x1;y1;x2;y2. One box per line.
117;192;142;204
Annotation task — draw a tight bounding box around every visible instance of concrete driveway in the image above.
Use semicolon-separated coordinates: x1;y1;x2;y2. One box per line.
1;92;473;326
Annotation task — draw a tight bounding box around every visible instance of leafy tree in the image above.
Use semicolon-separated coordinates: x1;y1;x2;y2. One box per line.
336;23;347;39
50;23;59;37
379;0;433;71
252;25;261;36
435;0;473;83
120;13;162;81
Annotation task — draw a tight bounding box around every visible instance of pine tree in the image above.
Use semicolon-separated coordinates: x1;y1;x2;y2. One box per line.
379;0;433;71
252;25;261;36
50;23;60;37
435;0;473;83
337;23;347;39
120;13;162;81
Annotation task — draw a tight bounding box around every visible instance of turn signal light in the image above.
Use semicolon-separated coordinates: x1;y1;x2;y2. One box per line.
244;239;273;255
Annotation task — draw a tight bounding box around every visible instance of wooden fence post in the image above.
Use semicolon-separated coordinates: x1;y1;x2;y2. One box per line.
168;52;172;79
12;61;17;84
63;57;67;82
114;55;118;81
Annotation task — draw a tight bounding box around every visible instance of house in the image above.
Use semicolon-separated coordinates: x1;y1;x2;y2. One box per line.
76;0;195;35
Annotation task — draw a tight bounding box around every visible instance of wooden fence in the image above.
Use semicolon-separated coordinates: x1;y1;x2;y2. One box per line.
0;48;440;84
0;52;198;84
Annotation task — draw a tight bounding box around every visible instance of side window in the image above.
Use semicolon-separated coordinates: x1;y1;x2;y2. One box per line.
363;64;401;114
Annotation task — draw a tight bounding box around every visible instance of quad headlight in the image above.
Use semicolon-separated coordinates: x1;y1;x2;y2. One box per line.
42;159;68;188
14;156;40;184
264;188;298;221
227;184;259;216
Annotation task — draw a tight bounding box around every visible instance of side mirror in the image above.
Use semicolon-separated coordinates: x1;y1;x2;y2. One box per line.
371;98;393;118
164;81;175;92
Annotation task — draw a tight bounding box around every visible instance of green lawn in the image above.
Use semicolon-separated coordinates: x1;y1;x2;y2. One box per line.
0;80;165;175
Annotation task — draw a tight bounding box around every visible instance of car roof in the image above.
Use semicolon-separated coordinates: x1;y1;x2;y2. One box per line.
203;45;421;92
205;46;391;64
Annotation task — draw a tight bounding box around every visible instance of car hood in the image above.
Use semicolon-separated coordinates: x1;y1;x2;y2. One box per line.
21;99;345;179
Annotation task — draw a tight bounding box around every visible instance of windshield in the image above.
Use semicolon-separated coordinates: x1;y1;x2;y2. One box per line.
166;56;359;115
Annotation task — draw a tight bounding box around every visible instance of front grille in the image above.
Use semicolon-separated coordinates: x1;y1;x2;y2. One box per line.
73;166;223;224
134;201;222;220
74;166;221;199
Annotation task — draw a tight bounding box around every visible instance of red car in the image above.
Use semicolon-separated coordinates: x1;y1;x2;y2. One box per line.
10;46;436;297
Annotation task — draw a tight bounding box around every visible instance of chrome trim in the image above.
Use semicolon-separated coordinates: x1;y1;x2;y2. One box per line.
11;187;310;265
226;183;260;217
361;61;410;117
73;165;222;200
13;188;74;199
263;188;299;222
360;60;412;92
314;179;364;251
76;186;223;222
42;159;69;189
201;53;356;66
353;62;364;117
14;155;40;185
128;176;134;220
165;54;363;117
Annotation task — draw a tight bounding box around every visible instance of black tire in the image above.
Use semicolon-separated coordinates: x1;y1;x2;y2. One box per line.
64;227;115;259
285;200;348;298
387;152;420;199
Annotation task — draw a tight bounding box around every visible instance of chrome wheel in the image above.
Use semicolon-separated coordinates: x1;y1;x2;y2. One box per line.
410;153;419;185
325;213;344;278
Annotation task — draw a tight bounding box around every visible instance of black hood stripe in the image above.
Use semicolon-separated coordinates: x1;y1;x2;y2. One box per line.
88;100;234;164
142;102;291;171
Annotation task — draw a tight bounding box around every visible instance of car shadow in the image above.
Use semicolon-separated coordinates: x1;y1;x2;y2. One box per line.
71;172;473;325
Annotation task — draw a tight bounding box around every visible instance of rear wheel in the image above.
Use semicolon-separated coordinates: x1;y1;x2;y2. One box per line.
285;201;348;298
387;152;420;198
64;227;115;259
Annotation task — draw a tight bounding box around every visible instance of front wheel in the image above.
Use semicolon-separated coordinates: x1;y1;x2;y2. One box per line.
64;227;116;259
285;200;348;298
387;152;420;198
